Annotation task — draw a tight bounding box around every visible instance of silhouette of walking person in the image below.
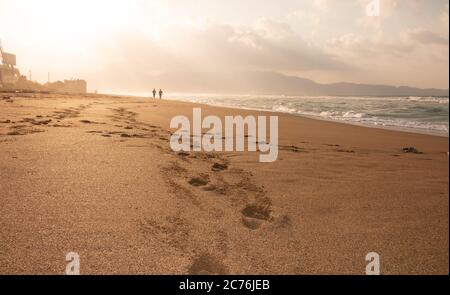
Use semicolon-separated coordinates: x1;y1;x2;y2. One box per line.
159;89;163;100
152;89;156;99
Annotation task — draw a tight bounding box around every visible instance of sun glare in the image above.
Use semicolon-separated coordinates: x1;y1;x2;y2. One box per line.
12;0;173;45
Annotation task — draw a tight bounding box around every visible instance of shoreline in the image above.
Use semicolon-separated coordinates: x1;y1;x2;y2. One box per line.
163;97;450;138
93;91;449;138
152;98;449;153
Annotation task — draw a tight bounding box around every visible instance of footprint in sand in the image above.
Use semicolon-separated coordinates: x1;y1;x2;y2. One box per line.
177;151;190;157
7;127;44;136
335;149;355;153
80;120;94;124
52;123;72;128
242;203;272;221
188;253;228;275
188;175;210;187
22;118;52;126
280;145;304;153
212;162;228;172
201;182;229;195
80;120;105;125
241;203;272;230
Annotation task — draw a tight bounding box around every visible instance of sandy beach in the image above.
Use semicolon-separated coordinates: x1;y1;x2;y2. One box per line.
0;92;448;275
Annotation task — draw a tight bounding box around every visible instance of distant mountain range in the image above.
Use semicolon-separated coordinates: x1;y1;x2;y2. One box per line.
107;70;450;96
222;71;450;97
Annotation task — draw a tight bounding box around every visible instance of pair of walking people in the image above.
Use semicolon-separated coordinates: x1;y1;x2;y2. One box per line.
152;89;163;99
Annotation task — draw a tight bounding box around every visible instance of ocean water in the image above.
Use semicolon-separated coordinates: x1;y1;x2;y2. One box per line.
166;94;449;136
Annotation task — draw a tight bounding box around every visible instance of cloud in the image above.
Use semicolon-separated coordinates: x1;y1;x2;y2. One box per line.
288;10;321;26
322;26;448;89
407;28;449;46
92;19;350;92
441;3;449;35
325;33;414;59
6;0;446;90
314;0;332;12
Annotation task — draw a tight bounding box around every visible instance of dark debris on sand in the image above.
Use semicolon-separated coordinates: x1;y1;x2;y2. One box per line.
403;147;423;154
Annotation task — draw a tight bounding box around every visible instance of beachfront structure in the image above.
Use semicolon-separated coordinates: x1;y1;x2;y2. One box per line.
0;42;20;88
1;40;87;93
62;79;87;93
45;79;87;93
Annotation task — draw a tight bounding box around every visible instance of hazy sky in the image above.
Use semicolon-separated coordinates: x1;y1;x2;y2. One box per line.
0;0;448;93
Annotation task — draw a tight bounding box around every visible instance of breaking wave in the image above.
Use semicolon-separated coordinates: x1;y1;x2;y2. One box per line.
167;94;449;136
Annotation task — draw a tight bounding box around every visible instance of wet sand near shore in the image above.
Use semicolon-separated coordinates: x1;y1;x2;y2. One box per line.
0;92;448;274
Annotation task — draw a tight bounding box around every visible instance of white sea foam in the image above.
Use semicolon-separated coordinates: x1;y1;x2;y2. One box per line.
166;94;449;136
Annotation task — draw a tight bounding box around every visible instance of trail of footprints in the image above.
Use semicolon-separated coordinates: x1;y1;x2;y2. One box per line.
0;101;373;274
0;103;93;136
1;99;431;273
104;108;271;226
0;101;365;237
3;102;358;273
164;150;276;230
156;145;280;274
101;107;171;140
97;107;283;273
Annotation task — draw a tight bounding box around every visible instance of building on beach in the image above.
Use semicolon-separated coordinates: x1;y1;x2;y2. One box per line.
1;40;87;93
0;44;20;88
45;79;87;94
